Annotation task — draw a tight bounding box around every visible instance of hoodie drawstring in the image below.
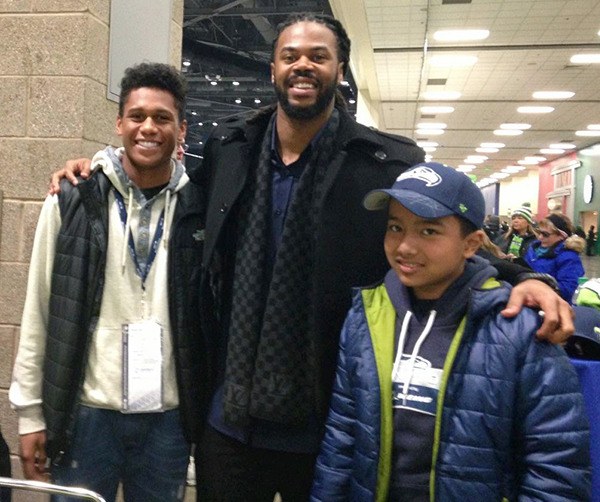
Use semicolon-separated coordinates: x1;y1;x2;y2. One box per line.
121;186;134;273
392;310;437;405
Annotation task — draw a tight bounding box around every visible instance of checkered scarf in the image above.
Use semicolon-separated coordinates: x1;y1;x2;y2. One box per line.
223;109;340;426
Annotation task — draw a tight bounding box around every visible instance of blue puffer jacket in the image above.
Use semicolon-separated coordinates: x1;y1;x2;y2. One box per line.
524;240;585;302
311;278;590;501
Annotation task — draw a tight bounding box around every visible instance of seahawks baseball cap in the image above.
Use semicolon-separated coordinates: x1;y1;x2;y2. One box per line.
564;305;600;360
363;162;485;228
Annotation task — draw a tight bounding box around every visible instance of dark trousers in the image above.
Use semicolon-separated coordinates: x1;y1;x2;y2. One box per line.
195;426;316;502
0;429;11;502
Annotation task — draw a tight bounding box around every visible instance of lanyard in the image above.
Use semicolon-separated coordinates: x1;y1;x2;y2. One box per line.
114;189;165;288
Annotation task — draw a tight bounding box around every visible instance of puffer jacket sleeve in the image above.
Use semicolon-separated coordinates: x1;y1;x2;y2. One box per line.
553;249;585;302
311;304;361;501
513;314;591;500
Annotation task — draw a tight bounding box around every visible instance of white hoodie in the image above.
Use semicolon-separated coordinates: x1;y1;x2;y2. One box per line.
10;146;188;434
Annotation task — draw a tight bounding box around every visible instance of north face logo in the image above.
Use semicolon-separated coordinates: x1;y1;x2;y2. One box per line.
397;166;442;187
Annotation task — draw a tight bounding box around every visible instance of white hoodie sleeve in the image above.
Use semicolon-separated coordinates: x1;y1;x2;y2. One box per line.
9;194;61;435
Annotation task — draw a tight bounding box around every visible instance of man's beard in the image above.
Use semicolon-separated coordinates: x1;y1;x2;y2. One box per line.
274;76;338;121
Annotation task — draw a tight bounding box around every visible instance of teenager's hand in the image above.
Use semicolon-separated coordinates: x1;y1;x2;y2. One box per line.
48;158;93;195
19;431;49;481
501;279;574;343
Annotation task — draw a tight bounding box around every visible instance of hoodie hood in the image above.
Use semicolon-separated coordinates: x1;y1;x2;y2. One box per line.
92;146;188;199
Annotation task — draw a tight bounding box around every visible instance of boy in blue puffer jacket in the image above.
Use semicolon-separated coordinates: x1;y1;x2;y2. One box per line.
311;162;590;501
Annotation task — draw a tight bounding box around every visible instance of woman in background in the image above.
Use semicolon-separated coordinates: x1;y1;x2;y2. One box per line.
502;206;537;264
524;213;585;302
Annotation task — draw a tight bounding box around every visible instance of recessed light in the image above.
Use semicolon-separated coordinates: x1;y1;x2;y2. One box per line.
433;29;489;42
517;106;554;113
500;123;531;130
423;146;437;152
494;129;523;136
549;143;576;149
576;130;600;137
417;141;439;148
429;55;478;67
420;106;454;114
422;90;461;100
532;91;574;100
570;54;600;64
587;124;600;130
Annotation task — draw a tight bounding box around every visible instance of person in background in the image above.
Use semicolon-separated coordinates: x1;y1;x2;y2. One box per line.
502;205;537;263
525;213;586;302
311;163;590;501
0;427;10;502
586;225;596;256
49;14;575;501
482;214;505;248
9;63;206;501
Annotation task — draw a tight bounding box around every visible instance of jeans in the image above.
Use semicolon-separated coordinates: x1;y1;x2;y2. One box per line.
51;406;189;502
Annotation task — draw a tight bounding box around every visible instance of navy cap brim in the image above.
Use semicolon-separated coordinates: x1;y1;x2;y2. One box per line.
363;188;455;219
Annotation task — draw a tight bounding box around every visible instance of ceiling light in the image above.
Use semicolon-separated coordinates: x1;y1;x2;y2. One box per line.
491;172;510;179
429;55;478;67
525;156;546;163
500;123;531;130
518;158;541;165
540;148;565;154
517;106;554;113
420;106;454;114
549;143;576;149
422;90;461;100
234;98;242;104
433;29;490;42
587;124;600;130
532;91;574;99
416;128;445;135
494;129;523;136
232;81;240;86
423;146;437;153
417;141;439;148
580;148;600;156
576;130;600;136
570;54;600;64
476;147;499;153
480;142;505;148
417;122;447;129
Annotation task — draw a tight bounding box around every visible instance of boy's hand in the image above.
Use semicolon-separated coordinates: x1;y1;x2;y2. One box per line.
48;158;93;195
19;431;49;481
501;279;574;343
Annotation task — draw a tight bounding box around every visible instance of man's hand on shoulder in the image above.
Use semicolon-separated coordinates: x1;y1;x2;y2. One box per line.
48;158;93;195
501;279;574;343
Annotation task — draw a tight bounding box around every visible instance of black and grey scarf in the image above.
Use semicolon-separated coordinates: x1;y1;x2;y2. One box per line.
223;109;340;426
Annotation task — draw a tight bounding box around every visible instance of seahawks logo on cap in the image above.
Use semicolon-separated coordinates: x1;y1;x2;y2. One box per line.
397;166;442;187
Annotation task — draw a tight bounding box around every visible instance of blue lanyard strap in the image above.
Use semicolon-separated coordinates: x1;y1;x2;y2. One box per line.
114;189;165;288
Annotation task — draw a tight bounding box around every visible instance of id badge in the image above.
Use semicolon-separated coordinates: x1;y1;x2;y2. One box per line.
122;320;164;413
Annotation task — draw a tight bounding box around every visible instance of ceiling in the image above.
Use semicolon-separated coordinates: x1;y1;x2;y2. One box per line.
182;0;600;183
